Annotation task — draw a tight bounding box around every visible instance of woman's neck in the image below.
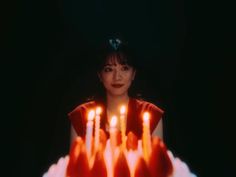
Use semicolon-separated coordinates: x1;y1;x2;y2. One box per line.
106;94;129;113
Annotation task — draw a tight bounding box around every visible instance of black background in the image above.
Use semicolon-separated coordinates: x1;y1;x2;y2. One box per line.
3;0;235;177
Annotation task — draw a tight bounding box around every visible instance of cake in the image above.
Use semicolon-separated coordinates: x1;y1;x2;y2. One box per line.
43;130;197;177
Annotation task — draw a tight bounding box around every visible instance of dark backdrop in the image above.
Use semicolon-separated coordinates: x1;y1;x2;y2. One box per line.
3;0;235;177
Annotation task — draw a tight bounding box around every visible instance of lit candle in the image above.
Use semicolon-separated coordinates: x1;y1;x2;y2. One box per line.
85;110;95;159
94;107;102;151
142;112;151;162
120;105;126;150
109;115;118;172
109;115;118;149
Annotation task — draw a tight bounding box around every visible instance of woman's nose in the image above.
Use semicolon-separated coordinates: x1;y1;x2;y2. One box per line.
113;70;122;80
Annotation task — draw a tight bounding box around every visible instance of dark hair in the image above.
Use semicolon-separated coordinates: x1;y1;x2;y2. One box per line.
86;38;142;103
95;38;139;72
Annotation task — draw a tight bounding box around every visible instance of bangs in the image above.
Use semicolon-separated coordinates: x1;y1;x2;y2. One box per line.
96;39;139;71
104;52;129;66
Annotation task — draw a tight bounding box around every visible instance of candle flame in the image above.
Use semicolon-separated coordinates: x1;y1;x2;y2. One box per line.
143;112;150;122
96;107;102;115
120;105;126;115
110;116;118;127
88;110;95;121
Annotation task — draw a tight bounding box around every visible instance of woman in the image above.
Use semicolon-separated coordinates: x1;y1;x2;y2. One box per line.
68;38;164;145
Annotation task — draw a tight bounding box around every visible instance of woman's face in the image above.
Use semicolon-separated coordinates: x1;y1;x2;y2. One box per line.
98;57;136;97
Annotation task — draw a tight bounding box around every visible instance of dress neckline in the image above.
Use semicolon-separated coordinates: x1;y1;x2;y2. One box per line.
100;97;135;134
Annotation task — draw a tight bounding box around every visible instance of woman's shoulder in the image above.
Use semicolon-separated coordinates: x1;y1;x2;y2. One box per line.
131;98;164;114
68;101;97;117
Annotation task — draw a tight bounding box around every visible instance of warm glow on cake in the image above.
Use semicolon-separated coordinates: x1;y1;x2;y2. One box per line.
44;134;197;177
66;130;173;177
43;107;197;177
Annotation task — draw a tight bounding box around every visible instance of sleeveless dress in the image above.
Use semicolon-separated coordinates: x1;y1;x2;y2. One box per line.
68;98;164;139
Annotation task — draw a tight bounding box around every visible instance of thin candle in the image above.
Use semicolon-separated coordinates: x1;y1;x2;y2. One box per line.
94;107;102;152
120;105;126;150
109;115;118;173
85;110;95;159
109;115;118;148
142;112;151;162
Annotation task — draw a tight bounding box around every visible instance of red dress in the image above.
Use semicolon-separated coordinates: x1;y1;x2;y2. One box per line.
68;98;164;139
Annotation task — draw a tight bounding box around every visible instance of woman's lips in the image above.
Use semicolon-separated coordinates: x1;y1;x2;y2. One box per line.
111;84;124;88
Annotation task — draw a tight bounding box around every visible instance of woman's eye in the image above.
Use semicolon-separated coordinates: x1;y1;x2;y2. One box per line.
122;65;130;71
103;67;113;72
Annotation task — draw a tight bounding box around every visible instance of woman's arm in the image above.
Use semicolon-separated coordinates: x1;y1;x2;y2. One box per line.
152;118;163;139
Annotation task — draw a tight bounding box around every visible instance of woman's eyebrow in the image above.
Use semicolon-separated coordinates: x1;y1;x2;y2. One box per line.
104;63;117;67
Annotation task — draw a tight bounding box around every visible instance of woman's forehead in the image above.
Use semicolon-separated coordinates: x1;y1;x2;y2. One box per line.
104;54;127;66
104;61;128;67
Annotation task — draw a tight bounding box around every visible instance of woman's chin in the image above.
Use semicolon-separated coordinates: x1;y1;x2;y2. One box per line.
108;91;128;97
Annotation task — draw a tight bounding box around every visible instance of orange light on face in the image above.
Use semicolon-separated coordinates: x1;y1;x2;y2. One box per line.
88;110;95;121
